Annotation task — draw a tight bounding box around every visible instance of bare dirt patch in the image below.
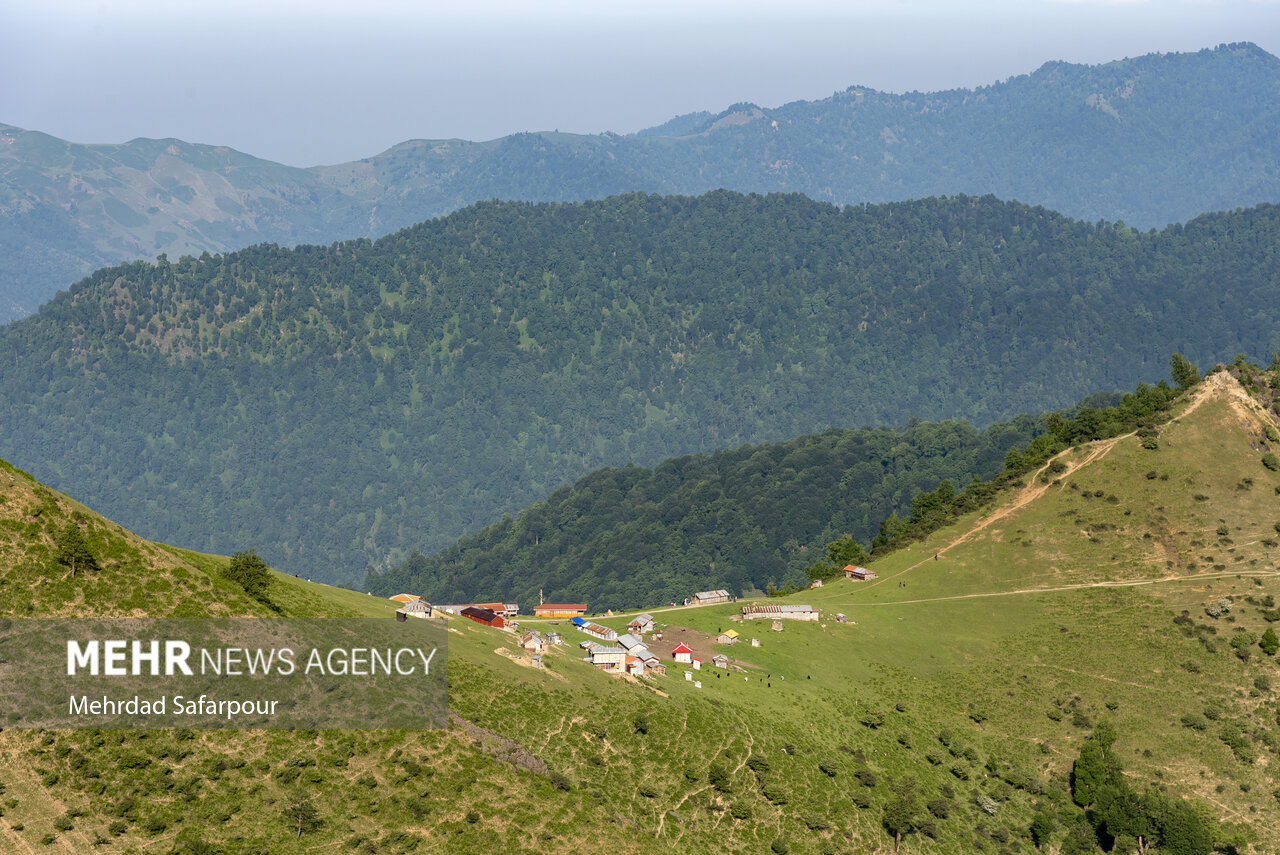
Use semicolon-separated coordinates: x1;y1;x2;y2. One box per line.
493;646;568;680
663;625;768;672
662;625;718;664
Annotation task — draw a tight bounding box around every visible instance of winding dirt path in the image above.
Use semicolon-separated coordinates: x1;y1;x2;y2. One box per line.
859;373;1238;595
837;567;1280;609
858;432;1128;595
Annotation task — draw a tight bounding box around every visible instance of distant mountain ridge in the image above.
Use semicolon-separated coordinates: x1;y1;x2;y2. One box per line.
3;41;1279;321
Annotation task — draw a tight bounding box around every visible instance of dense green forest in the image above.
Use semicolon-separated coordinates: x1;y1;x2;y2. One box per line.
4;42;1279;320
2;191;1279;585
369;372;1191;610
368;415;1042;609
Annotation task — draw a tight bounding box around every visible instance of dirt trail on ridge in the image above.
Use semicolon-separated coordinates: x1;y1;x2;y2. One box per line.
861;373;1241;592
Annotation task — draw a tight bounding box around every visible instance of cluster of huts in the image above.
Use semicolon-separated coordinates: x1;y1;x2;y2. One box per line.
572;613;670;677
391;596;593;626
389;587;836;682
672;642;730;670
392;595;527;624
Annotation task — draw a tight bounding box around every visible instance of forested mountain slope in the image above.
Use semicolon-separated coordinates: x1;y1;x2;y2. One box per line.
370;374;1192;610
368;416;1043;610
4;42;1278;320
2;192;1279;584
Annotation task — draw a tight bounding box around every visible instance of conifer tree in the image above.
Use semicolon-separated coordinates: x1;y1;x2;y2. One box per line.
55;524;98;578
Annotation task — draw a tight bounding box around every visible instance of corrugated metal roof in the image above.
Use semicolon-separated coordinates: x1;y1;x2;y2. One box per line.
694;590;730;599
741;604;816;614
591;646;626;659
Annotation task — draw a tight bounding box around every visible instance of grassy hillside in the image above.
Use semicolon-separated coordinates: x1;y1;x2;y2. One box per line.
0;462;692;853
5;43;1280;322
0;457;270;619
4;368;1280;852
4;192;1280;587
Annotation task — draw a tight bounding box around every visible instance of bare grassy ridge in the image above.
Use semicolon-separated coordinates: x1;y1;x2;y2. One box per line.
4;370;1280;851
0;459;268;618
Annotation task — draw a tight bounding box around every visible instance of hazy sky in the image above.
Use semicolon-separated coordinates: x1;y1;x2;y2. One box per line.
3;0;1278;167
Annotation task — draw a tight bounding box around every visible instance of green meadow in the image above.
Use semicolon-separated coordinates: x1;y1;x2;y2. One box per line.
3;371;1280;852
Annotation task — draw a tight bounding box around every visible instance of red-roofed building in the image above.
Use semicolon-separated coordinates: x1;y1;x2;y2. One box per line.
460;607;505;628
672;642;693;664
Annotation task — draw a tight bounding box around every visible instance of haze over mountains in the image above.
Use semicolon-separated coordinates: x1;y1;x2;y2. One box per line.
3;41;1279;321
8;24;1280;853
